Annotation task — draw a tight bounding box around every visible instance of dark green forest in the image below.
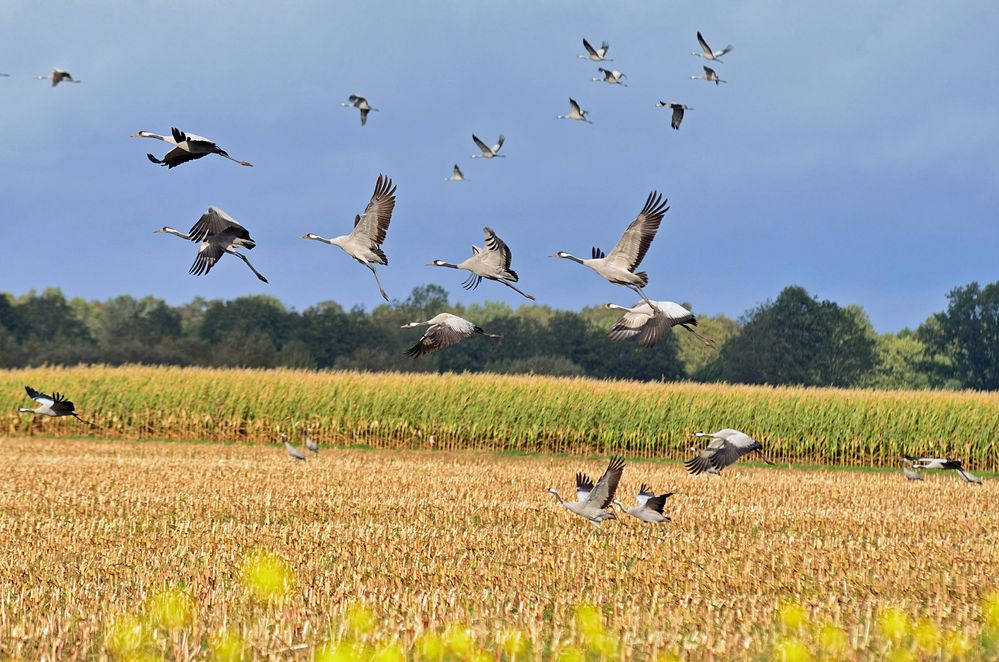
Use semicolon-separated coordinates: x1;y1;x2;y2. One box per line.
2;281;997;390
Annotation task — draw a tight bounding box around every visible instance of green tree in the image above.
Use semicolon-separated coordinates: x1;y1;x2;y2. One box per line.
714;286;876;387
919;281;999;390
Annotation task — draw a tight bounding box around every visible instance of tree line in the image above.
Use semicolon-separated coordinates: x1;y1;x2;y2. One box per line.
1;282;996;390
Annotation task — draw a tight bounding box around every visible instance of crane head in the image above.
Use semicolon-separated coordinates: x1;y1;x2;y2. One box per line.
300;233;320;240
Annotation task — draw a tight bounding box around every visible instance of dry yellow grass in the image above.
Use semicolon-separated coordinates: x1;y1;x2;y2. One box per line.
0;438;996;660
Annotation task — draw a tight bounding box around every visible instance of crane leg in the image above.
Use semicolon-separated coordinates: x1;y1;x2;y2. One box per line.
366;263;389;301
230;250;269;283
680;323;717;348
498;279;536;301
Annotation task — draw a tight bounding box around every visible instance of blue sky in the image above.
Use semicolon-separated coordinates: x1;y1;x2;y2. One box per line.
1;1;996;332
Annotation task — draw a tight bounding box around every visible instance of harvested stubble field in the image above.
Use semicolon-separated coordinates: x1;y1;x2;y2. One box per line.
0;438;996;660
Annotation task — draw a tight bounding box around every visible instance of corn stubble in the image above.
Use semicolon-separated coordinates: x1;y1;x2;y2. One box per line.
0;440;996;659
2;366;998;470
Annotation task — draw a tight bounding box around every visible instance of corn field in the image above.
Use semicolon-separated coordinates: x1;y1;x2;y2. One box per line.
2;366;998;470
0;439;996;660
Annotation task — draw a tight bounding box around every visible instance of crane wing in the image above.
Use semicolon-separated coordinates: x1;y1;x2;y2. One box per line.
189;207;247;241
575;473;594;503
582;38;598;57
156;147;204;169
569;98;582;114
406;322;469;358
672;106;684;129
189;241;225;276
472;134;490;153
351;174;396;245
582;456;625;509
25;386;55;407
696;31;712;55
482;227;514;273
493;135;505;152
607;303;654;343
606;191;669;270
643;492;672;514
634;307;675;348
710;436;763;470
49;394;77;415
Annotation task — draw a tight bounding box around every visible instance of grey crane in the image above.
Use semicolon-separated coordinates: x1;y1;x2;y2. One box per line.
551;190;668;302
578;38;611;62
904;456;983;484
593;68;627;86
156;207;268;283
902;459;924;481
471;134;505;159
691;66;726;85
281;433;306;461
305;430;318;454
613;483;673;523
692;32;733;63
548;457;626;528
656;102;692;130
18;386;91;425
340;94;378;126
401;313;501;358
686;429;771;475
445;164;468;182
604;300;715;348
36;68;80;86
428;227;535;301
132;127;253;168
1;72;10;77
557;98;592;123
300;174;397;301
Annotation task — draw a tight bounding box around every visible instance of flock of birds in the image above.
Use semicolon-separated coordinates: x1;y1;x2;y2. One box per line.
8;31;739;357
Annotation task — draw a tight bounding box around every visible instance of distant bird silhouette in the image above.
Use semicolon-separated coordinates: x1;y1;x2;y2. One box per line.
401;313;501;358
471;134;505;159
36;68;80;87
691;66;726;85
18;386;91;424
692;32;733;63
340;94;378;126
656;102;692;130
557;98;592;123
593;68;627;86
578;38;611;62
445;164;468;182
132;127;253;168
904;456;983;484
282;433;306;461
